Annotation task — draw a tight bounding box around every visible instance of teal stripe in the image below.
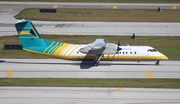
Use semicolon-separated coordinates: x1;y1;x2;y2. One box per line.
43;41;55;53
45;41;57;53
16;27;31;31
51;42;63;54
19;34;34;37
48;42;60;54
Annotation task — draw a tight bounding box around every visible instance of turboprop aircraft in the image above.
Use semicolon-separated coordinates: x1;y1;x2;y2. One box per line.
15;19;168;66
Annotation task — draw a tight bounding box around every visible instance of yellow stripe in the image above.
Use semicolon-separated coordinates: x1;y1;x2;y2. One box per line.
18;31;29;34
53;43;69;55
32;28;38;37
6;70;14;77
61;45;73;56
51;42;62;54
43;41;55;53
68;45;79;56
113;88;124;92
23;48;54;57
19;37;38;38
53;5;58;8
60;44;71;55
101;55;168;60
145;71;154;78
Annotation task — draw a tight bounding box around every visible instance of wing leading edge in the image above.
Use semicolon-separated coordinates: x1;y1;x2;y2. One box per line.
79;39;117;54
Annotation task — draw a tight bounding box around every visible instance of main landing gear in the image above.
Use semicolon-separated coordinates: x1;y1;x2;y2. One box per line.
155;61;160;65
93;54;102;66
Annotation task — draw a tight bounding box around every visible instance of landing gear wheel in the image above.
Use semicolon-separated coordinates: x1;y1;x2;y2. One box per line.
93;61;99;66
155;61;160;65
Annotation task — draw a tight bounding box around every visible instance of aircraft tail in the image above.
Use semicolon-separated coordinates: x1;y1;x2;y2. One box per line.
15;19;46;48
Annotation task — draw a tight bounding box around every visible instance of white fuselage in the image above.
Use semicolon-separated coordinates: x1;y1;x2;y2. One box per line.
55;44;168;61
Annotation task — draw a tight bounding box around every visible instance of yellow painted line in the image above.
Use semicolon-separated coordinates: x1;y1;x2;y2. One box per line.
113;88;124;92
53;5;58;8
6;70;14;77
172;6;177;9
113;6;117;9
145;71;154;78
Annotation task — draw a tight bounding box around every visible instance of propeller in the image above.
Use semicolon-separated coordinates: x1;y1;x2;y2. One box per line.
117;38;122;51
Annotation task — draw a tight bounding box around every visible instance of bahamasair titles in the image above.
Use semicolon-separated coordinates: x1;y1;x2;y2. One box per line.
15;19;168;66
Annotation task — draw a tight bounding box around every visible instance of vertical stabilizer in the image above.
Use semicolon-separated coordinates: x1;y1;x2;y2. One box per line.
15;19;46;48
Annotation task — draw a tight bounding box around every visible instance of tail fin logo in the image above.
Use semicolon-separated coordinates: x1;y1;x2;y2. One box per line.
30;28;38;37
15;19;46;47
15;20;41;38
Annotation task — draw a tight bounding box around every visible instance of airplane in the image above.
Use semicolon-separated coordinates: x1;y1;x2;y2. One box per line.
15;19;168;66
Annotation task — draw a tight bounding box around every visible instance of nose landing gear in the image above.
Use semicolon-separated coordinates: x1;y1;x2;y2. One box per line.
155;61;160;65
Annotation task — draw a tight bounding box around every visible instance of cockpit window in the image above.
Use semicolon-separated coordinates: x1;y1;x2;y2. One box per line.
147;49;157;52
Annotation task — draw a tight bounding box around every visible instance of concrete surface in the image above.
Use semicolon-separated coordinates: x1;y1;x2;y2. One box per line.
0;87;180;104
0;59;180;78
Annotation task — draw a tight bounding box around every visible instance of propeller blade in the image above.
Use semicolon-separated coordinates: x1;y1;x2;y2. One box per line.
118;38;120;46
117;38;121;51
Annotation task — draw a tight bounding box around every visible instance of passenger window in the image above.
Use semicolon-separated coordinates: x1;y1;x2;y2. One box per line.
134;52;136;54
130;52;132;54
126;52;128;54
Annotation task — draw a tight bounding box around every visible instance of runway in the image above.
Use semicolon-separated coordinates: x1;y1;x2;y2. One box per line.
0;59;180;78
1;2;180;9
0;87;180;104
0;2;180;36
1;22;180;36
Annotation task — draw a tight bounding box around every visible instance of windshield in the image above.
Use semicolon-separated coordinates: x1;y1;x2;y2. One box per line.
147;49;157;52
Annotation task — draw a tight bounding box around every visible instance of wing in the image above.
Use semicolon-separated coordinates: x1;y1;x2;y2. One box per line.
79;39;106;54
79;39;117;54
79;39;118;66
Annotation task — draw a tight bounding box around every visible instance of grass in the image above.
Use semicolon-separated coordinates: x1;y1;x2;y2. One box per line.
0;35;180;60
0;78;180;88
15;9;180;22
1;0;180;3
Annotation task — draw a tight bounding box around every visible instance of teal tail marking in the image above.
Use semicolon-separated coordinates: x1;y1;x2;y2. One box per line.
15;19;64;54
15;19;46;49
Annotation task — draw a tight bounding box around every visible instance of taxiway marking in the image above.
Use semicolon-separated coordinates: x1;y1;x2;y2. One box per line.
145;71;154;78
6;70;14;77
113;88;124;92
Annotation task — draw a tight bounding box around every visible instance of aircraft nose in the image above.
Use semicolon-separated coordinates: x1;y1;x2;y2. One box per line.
162;54;168;60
